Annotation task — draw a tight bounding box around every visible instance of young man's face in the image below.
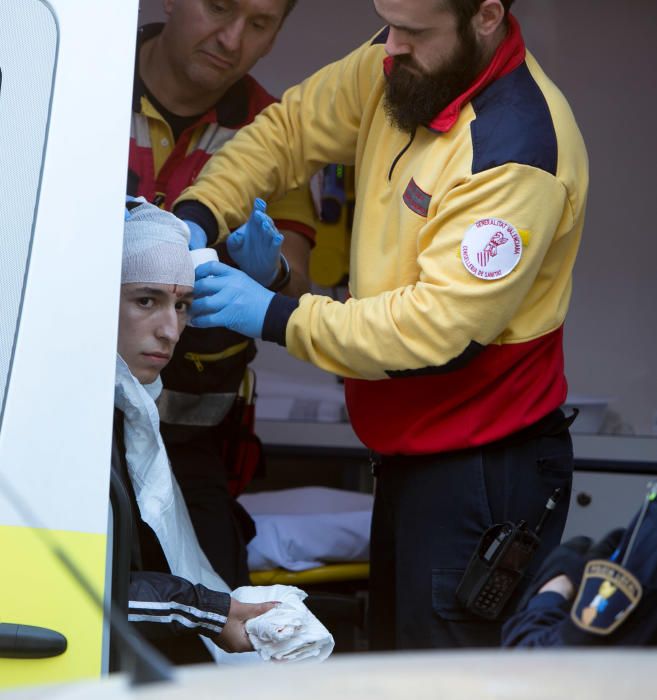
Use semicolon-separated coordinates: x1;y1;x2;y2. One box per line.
161;0;289;98
374;0;487;132
118;283;193;384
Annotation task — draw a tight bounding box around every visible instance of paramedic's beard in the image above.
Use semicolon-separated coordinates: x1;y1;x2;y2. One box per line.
384;29;483;134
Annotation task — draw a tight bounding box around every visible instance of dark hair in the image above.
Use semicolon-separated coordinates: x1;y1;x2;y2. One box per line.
283;0;298;19
446;0;515;30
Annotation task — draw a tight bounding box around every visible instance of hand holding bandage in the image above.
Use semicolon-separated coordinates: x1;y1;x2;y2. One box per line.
232;585;334;662
190;261;274;338
218;598;281;653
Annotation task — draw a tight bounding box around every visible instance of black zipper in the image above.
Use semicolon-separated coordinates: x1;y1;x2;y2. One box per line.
388;128;416;181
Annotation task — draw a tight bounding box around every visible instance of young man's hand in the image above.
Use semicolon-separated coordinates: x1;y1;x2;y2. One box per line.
217;598;279;652
538;574;576;601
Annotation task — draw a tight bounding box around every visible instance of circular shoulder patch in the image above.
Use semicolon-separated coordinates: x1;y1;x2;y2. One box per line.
461;218;522;280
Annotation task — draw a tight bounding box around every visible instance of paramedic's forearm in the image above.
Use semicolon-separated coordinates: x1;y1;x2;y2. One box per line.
279;230;311;298
173;48;368;235
175;201;218;246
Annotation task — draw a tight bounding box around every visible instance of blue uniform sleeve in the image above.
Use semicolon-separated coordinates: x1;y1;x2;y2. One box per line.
502;592;571;647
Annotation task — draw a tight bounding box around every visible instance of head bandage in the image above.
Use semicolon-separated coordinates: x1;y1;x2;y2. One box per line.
122;198;194;287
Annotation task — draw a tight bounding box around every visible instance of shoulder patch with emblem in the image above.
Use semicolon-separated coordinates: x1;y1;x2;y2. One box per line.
570;559;642;636
461;218;522;280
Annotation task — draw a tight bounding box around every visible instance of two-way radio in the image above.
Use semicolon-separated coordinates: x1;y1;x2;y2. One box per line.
456;488;561;619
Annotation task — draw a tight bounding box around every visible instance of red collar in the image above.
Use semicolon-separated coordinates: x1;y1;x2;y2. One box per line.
383;14;526;134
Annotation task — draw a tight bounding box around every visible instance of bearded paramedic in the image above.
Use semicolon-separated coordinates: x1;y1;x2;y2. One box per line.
173;0;589;650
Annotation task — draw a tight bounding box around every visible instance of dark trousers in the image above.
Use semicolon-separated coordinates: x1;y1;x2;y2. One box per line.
167;432;254;590
368;413;573;650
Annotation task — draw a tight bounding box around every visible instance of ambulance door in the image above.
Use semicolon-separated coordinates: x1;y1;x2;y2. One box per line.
0;0;139;689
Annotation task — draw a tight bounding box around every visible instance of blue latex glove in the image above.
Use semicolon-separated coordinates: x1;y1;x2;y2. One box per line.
226;198;283;286
184;220;208;250
190;260;275;338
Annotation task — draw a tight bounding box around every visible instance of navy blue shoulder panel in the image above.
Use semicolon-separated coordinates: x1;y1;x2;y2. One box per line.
371;27;389;45
470;62;558;176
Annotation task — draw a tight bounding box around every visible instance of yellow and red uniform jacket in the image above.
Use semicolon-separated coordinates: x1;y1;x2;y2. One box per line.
176;17;589;456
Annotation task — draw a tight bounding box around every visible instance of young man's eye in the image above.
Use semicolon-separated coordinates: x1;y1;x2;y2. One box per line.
137;297;154;308
175;301;191;313
210;2;228;13
251;20;267;31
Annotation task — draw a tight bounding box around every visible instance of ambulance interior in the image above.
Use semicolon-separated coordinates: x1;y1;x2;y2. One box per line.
0;0;656;696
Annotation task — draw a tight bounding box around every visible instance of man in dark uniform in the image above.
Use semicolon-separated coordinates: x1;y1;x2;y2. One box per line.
503;485;657;647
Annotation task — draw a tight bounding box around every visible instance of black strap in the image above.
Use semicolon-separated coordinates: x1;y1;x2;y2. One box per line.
375;408;577;466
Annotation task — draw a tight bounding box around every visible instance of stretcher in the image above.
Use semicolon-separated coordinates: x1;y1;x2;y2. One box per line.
241;487;372;651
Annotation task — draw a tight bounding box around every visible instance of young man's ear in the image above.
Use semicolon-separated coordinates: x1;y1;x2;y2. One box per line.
472;0;506;38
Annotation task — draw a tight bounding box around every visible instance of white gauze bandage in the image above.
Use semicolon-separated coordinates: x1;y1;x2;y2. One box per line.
122;198;194;287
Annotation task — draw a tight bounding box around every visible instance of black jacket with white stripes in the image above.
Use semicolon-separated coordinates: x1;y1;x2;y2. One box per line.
112;411;231;660
127;571;230;644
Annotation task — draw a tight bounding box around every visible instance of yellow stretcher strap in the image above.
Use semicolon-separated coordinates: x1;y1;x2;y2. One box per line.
250;562;369;586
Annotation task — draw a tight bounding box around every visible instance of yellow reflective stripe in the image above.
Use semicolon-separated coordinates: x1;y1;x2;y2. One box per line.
184;341;250;372
238;367;255;402
250;562;370;586
0;526;107;690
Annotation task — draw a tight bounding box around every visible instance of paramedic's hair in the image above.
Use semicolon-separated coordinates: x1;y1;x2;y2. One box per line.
446;0;515;29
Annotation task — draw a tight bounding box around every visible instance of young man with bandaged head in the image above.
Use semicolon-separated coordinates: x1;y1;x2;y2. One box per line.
113;199;275;664
130;0;316;593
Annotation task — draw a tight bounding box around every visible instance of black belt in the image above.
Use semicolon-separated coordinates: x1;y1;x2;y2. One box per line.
371;407;578;471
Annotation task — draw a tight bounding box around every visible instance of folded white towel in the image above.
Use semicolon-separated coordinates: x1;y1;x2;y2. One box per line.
232;585;334;663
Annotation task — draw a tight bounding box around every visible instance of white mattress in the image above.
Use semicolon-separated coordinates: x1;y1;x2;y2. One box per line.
239;487;373;571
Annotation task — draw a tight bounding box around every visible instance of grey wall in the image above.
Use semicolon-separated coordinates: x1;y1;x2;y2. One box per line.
514;1;657;436
139;0;657;435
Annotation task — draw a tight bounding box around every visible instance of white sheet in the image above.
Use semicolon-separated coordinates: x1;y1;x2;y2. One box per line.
239;487;373;571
